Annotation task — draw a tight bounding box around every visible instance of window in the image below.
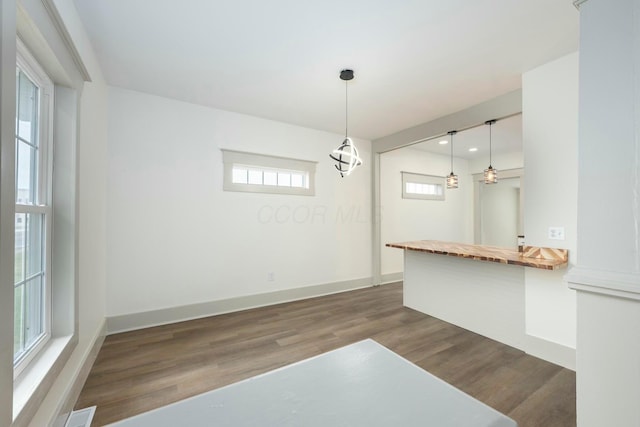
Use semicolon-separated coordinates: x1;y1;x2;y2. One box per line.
401;172;445;201
14;42;53;375
222;149;317;196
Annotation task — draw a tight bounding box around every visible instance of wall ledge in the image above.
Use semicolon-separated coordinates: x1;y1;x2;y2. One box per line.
566;266;640;301
107;277;374;334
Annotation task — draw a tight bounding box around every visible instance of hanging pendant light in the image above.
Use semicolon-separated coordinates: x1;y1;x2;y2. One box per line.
446;130;458;189
330;69;362;177
484;119;498;184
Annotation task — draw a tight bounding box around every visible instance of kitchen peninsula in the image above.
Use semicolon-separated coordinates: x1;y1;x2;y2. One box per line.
387;240;568;350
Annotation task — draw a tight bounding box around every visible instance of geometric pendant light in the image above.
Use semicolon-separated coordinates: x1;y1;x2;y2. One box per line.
446;130;458;189
330;69;362;177
484;119;498;184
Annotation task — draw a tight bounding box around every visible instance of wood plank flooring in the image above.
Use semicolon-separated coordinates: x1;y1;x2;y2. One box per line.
75;283;576;426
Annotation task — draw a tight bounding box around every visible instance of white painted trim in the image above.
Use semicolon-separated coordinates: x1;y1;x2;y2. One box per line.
371;151;382;286
525;333;576;371
380;272;403;285
13;335;76;427
107;278;374;334
51;320;106;427
566;266;640;301
0;2;17;424
40;0;91;82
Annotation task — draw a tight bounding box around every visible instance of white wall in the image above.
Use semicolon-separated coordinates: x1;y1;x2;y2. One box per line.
380;147;473;275
522;52;578;367
106;87;372;318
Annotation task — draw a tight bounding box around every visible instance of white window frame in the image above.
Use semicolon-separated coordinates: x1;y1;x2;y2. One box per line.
401;171;445;201
13;39;54;378
222;149;317;196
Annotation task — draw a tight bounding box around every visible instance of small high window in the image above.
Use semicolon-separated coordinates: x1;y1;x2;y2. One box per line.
401;172;445;201
222;150;316;196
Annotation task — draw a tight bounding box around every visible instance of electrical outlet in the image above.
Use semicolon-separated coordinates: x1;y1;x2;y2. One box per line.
548;227;565;240
267;272;275;282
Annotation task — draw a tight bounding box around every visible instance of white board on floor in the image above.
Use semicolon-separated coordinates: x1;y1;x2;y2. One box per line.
107;339;517;427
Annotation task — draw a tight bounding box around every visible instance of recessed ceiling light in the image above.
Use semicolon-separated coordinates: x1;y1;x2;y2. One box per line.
439;140;448;145
469;147;478;152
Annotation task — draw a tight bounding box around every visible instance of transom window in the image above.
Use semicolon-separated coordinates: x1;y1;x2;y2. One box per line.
222;150;316;196
14;42;53;375
231;165;309;189
401;172;445;201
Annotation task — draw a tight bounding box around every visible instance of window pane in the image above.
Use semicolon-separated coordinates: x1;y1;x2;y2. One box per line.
291;173;304;188
406;182;416;194
25;213;44;278
232;168;248;184
14;284;25;358
263;171;277;186
15;213;26;284
24;275;44;349
16;140;37;204
17;70;38;145
248;169;263;185
277;173;291;187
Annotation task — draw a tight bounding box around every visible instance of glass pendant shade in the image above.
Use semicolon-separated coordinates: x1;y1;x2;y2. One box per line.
484;165;497;184
484;120;498;184
446;130;458;189
330;69;361;177
447;172;459;189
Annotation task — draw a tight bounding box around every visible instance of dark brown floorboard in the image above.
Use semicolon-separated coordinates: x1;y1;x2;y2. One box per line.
75;282;576;426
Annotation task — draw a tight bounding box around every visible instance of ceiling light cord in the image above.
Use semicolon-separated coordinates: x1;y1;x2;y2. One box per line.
345;79;348;138
330;69;362;177
450;132;454;173
488;121;492;167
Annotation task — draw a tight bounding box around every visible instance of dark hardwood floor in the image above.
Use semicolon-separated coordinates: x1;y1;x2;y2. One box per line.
76;282;576;426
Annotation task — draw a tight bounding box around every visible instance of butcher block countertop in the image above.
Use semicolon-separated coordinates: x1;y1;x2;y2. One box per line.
386;240;568;270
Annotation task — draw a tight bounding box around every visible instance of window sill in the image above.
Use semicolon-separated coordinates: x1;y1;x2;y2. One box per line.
13;334;75;424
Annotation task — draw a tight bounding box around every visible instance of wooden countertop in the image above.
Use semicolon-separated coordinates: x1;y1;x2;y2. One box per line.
386;240;568;270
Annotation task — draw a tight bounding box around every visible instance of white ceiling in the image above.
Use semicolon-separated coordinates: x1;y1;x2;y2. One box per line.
73;0;579;141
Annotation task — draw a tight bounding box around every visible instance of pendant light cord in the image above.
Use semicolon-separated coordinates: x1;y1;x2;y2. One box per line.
488;121;493;167
345;79;348;138
450;133;454;173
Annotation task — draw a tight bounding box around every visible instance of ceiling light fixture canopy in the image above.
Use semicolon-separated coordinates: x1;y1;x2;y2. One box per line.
330;69;362;177
446;130;458;189
484;119;498;184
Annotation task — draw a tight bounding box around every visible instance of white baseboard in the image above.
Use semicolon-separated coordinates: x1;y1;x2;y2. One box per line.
379;272;403;285
525;333;576;371
47;319;106;427
107;277;374;334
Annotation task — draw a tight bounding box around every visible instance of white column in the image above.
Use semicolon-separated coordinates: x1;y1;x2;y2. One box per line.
567;0;640;425
0;1;17;425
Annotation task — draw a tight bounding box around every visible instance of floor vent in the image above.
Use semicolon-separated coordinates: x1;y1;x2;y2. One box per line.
65;406;96;427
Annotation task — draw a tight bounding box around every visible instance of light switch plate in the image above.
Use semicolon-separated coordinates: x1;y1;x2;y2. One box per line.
548;226;565;240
